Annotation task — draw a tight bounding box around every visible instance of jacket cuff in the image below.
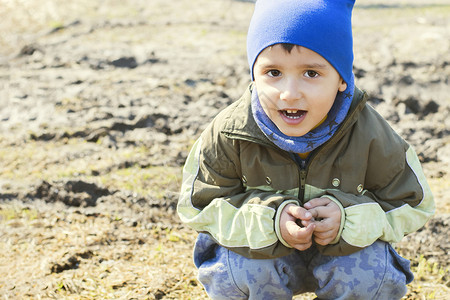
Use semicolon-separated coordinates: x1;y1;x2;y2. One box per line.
274;199;300;248
322;195;345;244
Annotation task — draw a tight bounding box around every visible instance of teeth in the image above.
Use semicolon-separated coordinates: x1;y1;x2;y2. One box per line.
282;109;305;120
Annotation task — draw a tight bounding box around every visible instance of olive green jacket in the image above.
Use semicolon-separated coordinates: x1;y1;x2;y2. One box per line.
178;85;435;258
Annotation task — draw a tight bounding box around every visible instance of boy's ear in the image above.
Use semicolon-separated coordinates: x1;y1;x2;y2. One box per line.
338;78;347;92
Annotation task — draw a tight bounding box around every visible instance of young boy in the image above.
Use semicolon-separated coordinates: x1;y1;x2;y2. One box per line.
178;0;435;299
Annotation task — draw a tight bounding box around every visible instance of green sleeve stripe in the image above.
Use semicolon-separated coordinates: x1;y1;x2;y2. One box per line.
341;146;435;248
304;184;326;200
342;203;385;247
246;185;299;196
177;137;203;220
177;137;279;249
196;200;278;248
404;145;435;210
385;145;435;234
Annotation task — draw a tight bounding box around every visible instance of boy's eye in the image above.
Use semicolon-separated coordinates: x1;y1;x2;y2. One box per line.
267;70;281;77
305;70;319;78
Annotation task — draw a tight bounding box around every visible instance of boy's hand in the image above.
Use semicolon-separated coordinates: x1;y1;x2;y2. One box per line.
304;197;341;246
280;204;315;251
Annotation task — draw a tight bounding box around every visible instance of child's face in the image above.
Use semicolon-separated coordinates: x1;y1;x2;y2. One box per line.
253;44;347;137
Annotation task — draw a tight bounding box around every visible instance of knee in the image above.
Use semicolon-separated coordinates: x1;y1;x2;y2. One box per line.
314;241;410;299
227;253;295;299
196;246;248;299
196;245;294;299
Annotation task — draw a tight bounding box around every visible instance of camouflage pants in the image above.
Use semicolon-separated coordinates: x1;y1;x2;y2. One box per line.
193;233;413;300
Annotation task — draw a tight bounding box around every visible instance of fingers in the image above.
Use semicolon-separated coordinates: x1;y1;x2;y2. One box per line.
280;204;316;250
303;199;342;246
314;235;334;246
304;198;332;220
306;198;341;222
313;217;335;232
307;205;327;220
304;197;331;209
299;218;314;227
286;204;313;221
288;223;315;251
313;227;338;245
286;219;315;243
286;220;315;238
282;204;337;250
312;218;339;245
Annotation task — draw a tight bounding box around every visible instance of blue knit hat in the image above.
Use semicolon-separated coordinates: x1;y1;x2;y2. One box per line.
247;0;355;84
247;0;357;153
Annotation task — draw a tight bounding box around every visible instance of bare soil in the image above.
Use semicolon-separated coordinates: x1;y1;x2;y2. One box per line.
0;0;449;299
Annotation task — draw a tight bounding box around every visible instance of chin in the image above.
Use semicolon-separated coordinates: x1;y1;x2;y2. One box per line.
280;129;307;137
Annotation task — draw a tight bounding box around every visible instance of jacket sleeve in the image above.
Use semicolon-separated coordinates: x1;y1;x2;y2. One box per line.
177;133;299;259
318;144;435;256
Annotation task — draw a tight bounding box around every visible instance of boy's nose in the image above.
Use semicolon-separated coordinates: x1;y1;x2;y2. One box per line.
280;78;301;102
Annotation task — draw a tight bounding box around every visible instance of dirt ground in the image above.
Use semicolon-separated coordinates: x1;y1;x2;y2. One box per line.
0;0;449;299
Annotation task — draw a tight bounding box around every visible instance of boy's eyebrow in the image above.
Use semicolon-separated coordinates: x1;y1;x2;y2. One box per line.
301;63;329;69
259;62;329;69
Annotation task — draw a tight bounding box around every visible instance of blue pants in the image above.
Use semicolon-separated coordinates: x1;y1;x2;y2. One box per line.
194;233;413;300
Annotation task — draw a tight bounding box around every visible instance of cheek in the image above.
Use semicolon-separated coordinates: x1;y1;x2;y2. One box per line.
255;84;275;106
311;95;335;116
260;96;276;114
257;91;279;117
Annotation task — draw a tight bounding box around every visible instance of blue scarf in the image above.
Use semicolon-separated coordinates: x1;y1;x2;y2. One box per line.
251;74;355;153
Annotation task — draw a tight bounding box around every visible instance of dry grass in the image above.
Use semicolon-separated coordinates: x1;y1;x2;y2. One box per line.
0;202;206;299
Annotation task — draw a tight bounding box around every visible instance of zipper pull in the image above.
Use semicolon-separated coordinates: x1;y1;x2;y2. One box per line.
300;170;307;191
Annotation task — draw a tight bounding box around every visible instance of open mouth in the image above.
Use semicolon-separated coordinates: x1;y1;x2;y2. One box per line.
281;109;306;119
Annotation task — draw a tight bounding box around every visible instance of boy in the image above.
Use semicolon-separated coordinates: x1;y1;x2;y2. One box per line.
178;0;435;299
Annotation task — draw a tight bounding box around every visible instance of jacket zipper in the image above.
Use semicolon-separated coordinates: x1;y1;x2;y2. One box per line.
291;153;309;203
299;167;307;202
